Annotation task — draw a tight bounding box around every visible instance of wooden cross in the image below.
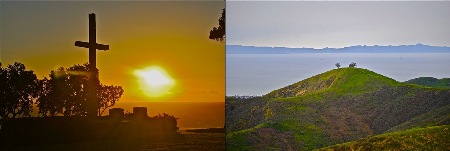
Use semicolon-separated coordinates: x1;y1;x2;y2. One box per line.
75;13;109;68
74;13;109;118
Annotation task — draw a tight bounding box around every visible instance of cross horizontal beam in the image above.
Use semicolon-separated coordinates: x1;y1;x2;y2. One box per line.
75;41;109;50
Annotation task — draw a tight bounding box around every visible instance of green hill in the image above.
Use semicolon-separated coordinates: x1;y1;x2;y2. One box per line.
316;125;450;151
226;68;450;150
405;77;450;89
265;67;399;98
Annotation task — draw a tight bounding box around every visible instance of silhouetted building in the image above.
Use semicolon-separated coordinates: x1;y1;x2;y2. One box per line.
109;108;124;120
133;107;148;119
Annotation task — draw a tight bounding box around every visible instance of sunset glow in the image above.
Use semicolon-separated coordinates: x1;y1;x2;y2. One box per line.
2;1;225;102
134;66;175;98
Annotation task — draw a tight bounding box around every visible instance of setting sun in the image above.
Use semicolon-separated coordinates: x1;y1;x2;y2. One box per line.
134;66;175;97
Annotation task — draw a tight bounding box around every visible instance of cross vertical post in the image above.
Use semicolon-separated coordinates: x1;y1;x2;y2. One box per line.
89;13;96;68
75;13;109;119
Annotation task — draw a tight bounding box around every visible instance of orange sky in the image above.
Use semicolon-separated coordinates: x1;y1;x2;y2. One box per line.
1;1;225;102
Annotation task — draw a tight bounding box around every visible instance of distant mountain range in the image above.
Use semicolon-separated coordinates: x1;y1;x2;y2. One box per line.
227;43;450;54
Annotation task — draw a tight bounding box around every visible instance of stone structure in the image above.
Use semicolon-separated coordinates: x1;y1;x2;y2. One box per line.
109;108;124;120
133;107;148;119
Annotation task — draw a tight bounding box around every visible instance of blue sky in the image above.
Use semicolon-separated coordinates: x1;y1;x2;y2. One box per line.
227;1;450;48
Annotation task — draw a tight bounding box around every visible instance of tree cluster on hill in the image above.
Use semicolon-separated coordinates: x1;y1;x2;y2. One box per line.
209;8;225;42
0;62;40;119
0;62;123;119
335;63;341;69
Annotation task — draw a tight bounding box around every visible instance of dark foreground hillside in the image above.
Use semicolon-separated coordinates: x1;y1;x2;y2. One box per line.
226;68;450;150
2;131;224;151
316;125;450;151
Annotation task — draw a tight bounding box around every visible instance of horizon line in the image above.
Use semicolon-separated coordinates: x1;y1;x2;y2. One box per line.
116;101;224;103
226;43;450;49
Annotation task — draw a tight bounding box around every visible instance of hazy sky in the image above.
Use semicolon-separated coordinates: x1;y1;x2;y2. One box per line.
1;1;225;102
227;1;450;48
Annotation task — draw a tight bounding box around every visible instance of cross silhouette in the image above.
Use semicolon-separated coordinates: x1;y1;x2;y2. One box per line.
74;13;109;118
75;13;109;68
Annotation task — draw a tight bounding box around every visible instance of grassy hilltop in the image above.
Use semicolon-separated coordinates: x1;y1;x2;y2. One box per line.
226;67;450;150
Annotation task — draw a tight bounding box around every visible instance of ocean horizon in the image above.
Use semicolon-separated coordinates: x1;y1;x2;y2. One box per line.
227;53;450;96
29;101;224;130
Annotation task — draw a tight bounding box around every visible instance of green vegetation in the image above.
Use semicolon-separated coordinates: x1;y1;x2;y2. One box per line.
405;77;450;89
316;125;450;151
388;104;450;132
226;67;450;150
226;128;253;151
265;68;400;98
327;68;398;95
269;120;326;150
264;107;273;119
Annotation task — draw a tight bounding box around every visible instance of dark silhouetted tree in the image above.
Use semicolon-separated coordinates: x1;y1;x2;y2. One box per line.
0;62;40;119
209;8;225;42
36;63;123;117
98;84;124;116
37;65;88;116
349;62;357;68
335;63;341;69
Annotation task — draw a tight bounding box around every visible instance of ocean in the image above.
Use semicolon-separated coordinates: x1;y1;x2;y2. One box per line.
29;102;224;130
111;101;224;130
226;53;450;96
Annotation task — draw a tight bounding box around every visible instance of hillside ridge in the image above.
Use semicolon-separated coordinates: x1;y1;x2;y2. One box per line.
265;68;402;99
226;68;450;150
227;44;450;54
405;77;450;88
316;125;450;151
